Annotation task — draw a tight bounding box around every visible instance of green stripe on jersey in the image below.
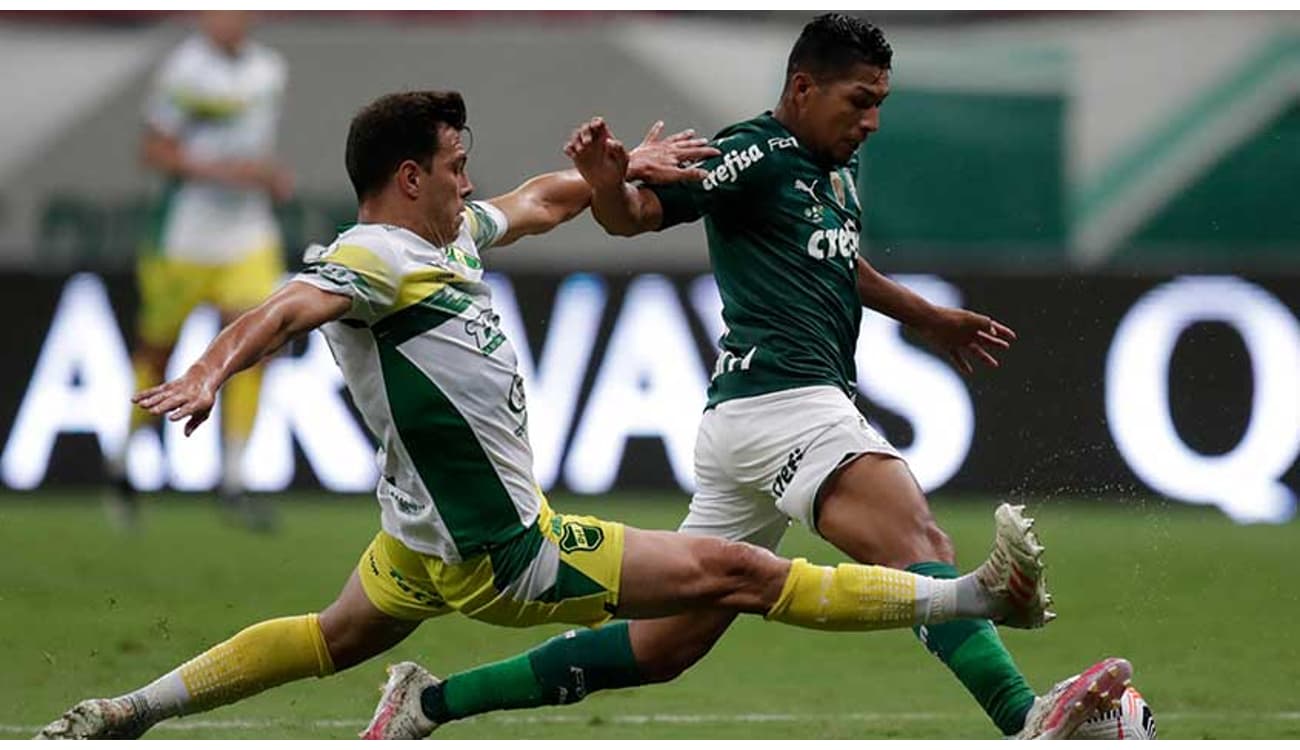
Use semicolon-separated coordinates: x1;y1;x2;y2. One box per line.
488;522;546;591
539;561;607;603
373;286;475;345
378;342;526;558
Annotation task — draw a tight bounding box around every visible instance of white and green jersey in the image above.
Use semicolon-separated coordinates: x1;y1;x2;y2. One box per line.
293;203;539;563
144;34;286;263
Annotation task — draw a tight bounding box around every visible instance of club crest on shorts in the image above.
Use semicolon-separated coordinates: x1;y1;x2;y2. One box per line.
559;521;605;553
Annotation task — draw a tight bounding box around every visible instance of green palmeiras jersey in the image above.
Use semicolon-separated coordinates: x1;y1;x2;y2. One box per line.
650;112;863;408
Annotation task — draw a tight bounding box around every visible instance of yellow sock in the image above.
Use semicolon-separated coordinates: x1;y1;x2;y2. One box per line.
222;364;264;443
129;357;165;432
220;365;263;493
177;614;334;711
765;558;926;632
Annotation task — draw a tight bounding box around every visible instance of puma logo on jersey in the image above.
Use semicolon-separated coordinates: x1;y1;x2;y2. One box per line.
794;179;820;204
701;144;765;191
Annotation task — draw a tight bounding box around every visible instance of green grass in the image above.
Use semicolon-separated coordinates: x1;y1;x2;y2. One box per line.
2;491;1297;739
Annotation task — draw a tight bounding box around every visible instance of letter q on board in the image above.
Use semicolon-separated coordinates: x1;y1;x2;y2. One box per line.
1105;276;1300;524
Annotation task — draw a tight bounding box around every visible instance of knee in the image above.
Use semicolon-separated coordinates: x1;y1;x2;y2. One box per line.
881;513;954;569
688;539;783;604
925;522;955;565
318;602;412;672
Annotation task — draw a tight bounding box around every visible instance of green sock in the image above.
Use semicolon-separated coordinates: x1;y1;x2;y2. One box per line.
907;561;1036;735
422;622;643;723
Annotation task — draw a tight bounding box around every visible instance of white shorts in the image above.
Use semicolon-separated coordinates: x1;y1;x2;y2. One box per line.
679;385;901;551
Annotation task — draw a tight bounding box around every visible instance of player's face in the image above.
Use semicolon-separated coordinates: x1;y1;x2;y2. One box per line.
805;63;889;165
200;11;251;54
420;125;474;244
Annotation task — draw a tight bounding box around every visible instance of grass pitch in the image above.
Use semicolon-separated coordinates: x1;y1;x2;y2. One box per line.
1;491;1297;739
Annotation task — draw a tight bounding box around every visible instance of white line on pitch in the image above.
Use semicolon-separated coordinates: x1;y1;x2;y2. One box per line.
6;710;1300;734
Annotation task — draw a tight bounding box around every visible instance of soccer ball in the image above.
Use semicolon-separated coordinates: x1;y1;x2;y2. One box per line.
1073;686;1157;740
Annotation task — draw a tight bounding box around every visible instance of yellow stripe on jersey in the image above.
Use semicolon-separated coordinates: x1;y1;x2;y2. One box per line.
170;90;248;121
393;267;463;313
322;242;468;321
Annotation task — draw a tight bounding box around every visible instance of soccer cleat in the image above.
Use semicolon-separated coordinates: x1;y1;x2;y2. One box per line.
975;503;1054;629
217;490;279;534
1072;685;1156;740
360;661;442;740
33;697;149;740
1015;657;1134;740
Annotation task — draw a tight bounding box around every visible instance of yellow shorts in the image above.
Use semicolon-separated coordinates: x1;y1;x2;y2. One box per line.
136;246;284;347
358;500;625;629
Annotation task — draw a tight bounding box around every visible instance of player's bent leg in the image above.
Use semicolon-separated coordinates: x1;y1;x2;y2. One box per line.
319;571;421;671
816;453;1037;736
816;453;953;567
362;506;1053;739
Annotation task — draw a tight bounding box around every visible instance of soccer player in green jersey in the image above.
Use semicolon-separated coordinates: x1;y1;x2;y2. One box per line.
351;15;1140;742
36;91;1058;741
559;14;1136;740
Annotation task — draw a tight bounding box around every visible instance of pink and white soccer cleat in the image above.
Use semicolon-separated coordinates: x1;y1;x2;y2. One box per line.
1073;685;1157;740
360;661;442;740
1016;657;1134;740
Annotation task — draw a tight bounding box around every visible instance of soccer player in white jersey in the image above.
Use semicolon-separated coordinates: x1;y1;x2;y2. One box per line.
36;90;1058;740
106;10;292;530
554;14;1140;740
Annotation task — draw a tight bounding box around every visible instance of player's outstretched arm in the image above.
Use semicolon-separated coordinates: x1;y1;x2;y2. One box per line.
133;282;351;436
854;256;1017;375
490;120;714;247
565;118;715;237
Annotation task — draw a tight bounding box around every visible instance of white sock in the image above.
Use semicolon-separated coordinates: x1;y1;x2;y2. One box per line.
913;575;1000;625
114;670;191;726
221;438;246;496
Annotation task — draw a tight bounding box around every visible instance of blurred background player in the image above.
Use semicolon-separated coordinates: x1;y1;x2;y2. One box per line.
105;10;291;531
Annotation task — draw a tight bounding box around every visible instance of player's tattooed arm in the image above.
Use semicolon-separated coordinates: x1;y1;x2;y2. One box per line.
854;256;1017;375
565;118;717;237
133;282;351;436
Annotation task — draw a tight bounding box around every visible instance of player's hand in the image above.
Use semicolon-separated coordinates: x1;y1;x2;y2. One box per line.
225;160;294;201
625;120;719;184
266;164;295;203
915;307;1017;376
132;365;219;437
564;117;630;191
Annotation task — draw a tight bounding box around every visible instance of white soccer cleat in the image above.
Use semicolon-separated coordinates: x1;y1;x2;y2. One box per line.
33;697;148;740
1015;657;1134;740
360;661;442;740
975;503;1054;629
1072;685;1157;740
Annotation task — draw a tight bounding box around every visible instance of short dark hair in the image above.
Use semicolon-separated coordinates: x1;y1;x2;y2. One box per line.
345;90;467;201
785;14;892;88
